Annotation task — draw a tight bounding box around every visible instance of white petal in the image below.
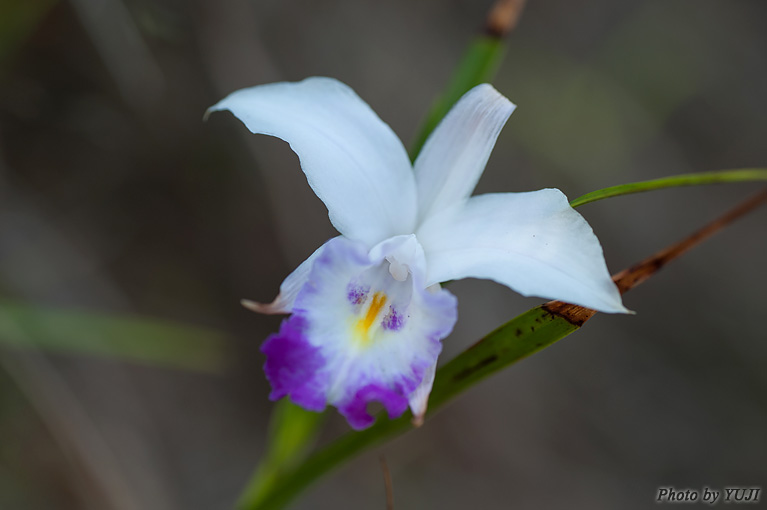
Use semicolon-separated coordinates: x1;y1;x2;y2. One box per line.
242;239;333;315
408;361;436;427
369;234;427;286
414;84;516;223
209;77;417;246
416;189;629;313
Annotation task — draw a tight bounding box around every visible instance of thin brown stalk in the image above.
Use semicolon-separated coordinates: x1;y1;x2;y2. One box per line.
380;455;394;510
485;0;528;37
545;189;767;323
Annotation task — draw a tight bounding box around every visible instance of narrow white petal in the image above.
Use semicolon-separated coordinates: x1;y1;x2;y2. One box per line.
242;239;332;315
414;84;516;223
209;77;417;246
417;190;629;314
408;361;436;427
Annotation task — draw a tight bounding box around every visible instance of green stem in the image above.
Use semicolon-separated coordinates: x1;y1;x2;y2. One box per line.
409;36;505;160
237;400;325;509
569;168;767;208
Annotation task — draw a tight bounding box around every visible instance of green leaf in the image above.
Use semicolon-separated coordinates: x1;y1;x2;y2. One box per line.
409;36;506;160
241;305;583;510
0;300;227;372
237;400;325;510
569;168;767;208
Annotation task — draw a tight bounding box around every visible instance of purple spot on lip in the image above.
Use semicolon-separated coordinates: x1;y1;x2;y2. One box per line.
346;283;369;305
382;306;404;331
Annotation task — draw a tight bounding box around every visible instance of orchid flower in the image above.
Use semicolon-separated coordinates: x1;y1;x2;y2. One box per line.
209;77;628;430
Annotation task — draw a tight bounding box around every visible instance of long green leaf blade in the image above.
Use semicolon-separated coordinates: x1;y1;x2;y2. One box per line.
0;300;228;372
569;168;767;208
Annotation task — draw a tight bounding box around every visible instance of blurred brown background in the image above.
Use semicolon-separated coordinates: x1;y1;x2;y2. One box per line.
1;0;766;509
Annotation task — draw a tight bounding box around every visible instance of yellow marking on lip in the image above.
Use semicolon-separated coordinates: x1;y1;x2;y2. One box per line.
354;292;387;345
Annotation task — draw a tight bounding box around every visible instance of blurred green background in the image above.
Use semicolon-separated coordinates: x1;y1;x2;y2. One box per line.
1;1;766;509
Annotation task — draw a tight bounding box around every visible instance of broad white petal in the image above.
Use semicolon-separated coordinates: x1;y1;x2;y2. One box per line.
209;77;417;246
241;239;334;315
414;84;516;223
416;190;628;313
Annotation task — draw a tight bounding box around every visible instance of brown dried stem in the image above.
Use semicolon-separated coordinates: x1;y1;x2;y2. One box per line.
545;189;767;323
485;0;528;38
